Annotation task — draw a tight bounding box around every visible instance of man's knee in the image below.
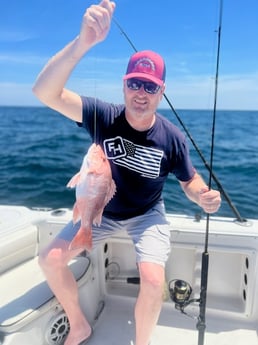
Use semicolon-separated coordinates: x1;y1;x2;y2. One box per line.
138;262;165;292
38;246;65;271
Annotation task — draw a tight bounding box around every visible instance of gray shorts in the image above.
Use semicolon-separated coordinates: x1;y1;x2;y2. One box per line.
58;200;171;266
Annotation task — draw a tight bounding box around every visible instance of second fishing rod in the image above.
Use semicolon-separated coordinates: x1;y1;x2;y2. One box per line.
114;5;226;345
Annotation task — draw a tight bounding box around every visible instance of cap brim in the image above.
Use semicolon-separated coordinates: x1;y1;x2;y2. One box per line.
123;73;164;86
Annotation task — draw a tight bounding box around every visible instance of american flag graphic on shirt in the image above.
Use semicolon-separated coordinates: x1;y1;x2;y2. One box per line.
104;136;163;178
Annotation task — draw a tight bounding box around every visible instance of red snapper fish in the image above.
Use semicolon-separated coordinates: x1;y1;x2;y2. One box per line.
67;143;116;251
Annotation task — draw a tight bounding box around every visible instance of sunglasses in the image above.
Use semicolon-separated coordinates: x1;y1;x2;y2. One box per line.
126;78;161;94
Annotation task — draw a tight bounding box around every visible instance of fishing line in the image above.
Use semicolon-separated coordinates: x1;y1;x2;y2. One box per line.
93;53;98;143
196;1;223;344
112;16;246;224
94;94;97;143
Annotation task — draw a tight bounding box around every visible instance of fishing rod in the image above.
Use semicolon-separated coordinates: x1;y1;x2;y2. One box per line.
196;1;223;344
112;17;246;224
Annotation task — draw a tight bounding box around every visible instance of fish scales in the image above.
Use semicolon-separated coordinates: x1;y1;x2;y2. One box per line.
67;143;116;251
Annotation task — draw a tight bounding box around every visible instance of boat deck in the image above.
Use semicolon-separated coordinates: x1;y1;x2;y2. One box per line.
89;294;258;345
1;206;258;345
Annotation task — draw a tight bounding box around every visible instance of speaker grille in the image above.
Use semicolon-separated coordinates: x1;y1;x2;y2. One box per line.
45;312;70;345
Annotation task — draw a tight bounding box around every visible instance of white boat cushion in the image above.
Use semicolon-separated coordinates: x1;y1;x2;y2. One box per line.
0;255;91;329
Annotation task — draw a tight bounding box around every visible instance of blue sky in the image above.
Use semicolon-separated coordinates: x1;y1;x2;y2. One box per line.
0;0;257;110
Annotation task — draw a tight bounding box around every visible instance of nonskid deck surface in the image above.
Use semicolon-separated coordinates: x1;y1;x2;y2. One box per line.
90;294;258;345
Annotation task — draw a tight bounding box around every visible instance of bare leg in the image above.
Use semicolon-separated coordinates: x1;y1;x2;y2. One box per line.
38;239;92;345
135;262;165;345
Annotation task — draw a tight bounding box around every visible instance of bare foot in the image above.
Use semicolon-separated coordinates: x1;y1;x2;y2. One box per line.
64;325;92;345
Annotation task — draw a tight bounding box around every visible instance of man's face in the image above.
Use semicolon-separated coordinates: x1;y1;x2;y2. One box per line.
123;78;165;118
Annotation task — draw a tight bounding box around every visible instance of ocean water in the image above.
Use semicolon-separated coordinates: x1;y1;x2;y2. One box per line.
1;106;257;220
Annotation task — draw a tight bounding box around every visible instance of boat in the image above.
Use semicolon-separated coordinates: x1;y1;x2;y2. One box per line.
1;204;258;345
1;0;257;342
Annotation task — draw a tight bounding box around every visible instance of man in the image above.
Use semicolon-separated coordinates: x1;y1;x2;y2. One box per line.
33;1;221;345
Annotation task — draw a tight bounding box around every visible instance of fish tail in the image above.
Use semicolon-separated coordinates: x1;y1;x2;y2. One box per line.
68;226;93;252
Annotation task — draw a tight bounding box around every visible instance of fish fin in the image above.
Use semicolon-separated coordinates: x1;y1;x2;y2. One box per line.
110;179;116;197
68;226;92;252
72;203;81;224
93;209;104;227
104;179;117;205
67;172;81;188
92;179;116;226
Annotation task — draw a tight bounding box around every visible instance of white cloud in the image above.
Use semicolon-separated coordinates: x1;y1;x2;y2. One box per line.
0;82;41;106
164;72;258;110
1;61;257;110
0;30;36;43
0;53;46;65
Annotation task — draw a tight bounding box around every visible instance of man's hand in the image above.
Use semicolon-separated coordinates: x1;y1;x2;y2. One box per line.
79;0;116;48
180;173;221;214
198;187;221;214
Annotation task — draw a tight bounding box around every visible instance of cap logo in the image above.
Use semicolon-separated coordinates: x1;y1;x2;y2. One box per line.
134;57;156;74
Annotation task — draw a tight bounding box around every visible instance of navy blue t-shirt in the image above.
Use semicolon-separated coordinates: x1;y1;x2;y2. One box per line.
79;96;195;220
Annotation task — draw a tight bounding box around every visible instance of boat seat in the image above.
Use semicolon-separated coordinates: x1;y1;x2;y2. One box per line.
0;206;39;274
0;255;91;333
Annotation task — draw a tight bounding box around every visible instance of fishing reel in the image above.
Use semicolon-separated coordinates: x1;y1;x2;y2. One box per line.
169;279;199;315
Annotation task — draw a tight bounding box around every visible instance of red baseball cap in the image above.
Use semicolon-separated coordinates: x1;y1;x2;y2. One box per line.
123;50;166;86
